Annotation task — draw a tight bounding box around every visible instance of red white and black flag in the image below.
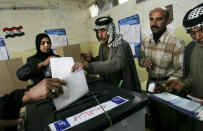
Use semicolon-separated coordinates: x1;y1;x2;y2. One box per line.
3;26;25;39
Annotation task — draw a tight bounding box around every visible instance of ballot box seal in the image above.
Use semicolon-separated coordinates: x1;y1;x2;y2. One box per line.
54;119;70;131
111;96;126;105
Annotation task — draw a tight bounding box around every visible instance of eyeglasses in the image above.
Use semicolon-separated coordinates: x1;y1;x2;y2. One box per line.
41;41;51;45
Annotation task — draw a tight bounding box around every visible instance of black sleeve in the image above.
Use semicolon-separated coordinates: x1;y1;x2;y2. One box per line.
92;56;100;62
16;57;40;81
122;40;141;93
0;89;25;119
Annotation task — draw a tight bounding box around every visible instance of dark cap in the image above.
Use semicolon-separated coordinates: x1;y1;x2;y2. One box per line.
183;3;203;30
95;16;113;26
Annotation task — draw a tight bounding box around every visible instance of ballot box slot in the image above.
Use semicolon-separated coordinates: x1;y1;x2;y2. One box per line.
86;76;100;85
53;91;108;120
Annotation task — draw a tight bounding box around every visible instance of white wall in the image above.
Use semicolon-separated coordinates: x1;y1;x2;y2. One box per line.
0;0;202;55
87;0;202;44
86;0;203;90
0;0;90;53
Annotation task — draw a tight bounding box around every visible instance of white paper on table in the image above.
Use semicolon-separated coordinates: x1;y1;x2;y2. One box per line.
50;57;74;79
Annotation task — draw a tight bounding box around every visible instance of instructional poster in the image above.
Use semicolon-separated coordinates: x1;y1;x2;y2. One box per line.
118;14;142;58
44;28;68;48
0;38;9;60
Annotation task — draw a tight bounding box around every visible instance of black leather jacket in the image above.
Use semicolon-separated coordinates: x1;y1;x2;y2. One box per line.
0;89;25;131
17;54;59;87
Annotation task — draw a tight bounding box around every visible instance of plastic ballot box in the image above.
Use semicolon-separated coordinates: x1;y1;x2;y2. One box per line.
25;82;147;131
148;93;203;131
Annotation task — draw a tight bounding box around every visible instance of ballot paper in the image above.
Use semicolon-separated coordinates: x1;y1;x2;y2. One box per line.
196;107;203;121
50;57;89;111
148;82;156;92
154;93;202;113
50;57;74;79
187;94;203;104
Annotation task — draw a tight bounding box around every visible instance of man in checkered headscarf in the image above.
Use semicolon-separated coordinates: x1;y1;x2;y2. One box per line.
72;16;141;92
166;3;203;101
183;3;203;35
93;16;122;47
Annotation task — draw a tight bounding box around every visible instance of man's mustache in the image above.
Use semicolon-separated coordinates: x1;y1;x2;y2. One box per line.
151;25;159;29
98;37;106;40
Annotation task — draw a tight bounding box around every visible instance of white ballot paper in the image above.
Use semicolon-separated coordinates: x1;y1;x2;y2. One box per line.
50;57;89;111
50;57;74;79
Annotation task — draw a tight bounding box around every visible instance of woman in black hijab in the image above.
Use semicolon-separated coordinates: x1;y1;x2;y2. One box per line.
17;33;59;88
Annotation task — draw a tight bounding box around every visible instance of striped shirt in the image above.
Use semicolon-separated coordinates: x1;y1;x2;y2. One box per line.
138;30;185;79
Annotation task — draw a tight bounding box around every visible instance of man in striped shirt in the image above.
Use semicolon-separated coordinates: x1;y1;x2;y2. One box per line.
138;7;185;93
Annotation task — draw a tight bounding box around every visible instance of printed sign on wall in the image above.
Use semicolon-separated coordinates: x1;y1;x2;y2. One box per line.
0;38;9;60
44;28;68;48
118;14;142;58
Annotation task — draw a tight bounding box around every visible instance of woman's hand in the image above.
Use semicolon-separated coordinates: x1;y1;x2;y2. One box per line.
37;56;56;71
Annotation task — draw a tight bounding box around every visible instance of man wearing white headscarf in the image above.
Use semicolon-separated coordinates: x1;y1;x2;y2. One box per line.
72;16;141;92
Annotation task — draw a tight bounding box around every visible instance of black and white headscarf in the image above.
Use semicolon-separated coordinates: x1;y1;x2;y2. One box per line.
93;16;122;48
183;3;203;31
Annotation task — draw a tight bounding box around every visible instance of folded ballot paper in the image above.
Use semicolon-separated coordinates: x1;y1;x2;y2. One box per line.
151;93;203;119
153;93;202;113
187;94;203;104
50;57;89;111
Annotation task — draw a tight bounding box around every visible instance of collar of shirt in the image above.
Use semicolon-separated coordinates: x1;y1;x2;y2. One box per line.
148;30;169;45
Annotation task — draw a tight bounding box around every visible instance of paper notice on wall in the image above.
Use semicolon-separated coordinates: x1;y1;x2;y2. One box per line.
45;28;68;48
0;38;9;61
118;14;142;58
120;24;141;43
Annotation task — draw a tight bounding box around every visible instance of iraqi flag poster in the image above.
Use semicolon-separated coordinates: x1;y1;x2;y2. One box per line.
3;26;25;39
